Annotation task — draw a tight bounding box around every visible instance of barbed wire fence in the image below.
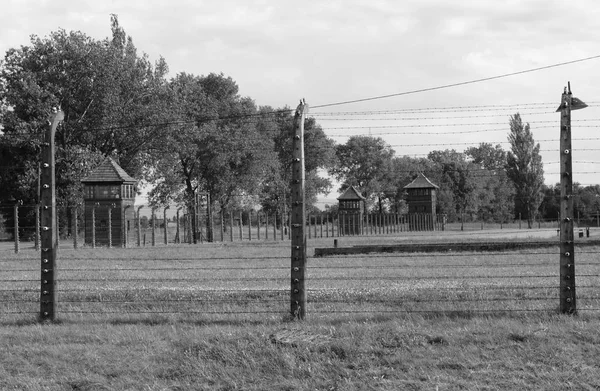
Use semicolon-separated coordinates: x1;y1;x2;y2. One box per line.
2;241;600;323
1;95;600;323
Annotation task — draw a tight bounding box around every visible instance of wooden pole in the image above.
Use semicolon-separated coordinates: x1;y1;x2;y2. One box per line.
559;82;586;314
239;211;243;240
265;213;269;240
206;193;213;243
136;205;144;247
230;211;234;242
290;100;307;320
220;209;224;242
73;207;78;249
13;202;20;254
258;212;262;240
248;210;252;241
107;204;113;248
163;205;170;245
151;207;156;246
92;203;97;248
40;110;63;322
176;207;182;243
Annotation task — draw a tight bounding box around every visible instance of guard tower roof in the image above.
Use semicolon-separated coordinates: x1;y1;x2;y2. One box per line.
337;185;366;200
403;173;439;189
81;157;136;184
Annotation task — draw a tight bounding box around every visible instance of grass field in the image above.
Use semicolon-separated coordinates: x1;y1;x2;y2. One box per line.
1;231;600;390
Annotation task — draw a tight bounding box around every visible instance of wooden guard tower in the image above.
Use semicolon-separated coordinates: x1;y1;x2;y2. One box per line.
404;173;439;230
81;158;137;246
337;185;365;235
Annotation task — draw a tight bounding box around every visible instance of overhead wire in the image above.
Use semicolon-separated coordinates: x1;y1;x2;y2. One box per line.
310;54;600;109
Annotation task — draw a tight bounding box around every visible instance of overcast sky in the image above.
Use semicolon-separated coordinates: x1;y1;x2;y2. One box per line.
2;0;600;205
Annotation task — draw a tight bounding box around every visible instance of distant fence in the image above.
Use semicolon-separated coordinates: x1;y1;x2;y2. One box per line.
0;204;588;251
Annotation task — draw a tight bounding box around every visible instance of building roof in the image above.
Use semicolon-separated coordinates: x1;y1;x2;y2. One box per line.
81;157;137;184
403;173;439;189
337;185;366;200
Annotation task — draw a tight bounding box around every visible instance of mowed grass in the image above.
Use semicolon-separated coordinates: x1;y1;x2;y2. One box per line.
1;235;600;390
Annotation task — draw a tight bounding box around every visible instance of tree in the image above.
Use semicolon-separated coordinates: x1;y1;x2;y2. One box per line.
506;113;545;228
0;16;170;234
539;183;560;222
145;73;280;241
427;149;478;222
465;143;514;223
329;136;395;213
258;107;335;215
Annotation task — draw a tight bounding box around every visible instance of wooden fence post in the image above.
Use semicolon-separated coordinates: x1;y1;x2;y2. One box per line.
248;210;252;241
239;211;243;241
13;202;20;254
163;205;170;245
92;203;98;248
265;213;269;240
136;205;144;247
220;209;224;242
176;207;182;244
258;212;262;240
151;207;156;246
230;212;234;242
73;207;79;249
108;204;114;248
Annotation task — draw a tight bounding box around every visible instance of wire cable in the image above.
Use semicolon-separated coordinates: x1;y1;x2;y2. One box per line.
311;54;600;109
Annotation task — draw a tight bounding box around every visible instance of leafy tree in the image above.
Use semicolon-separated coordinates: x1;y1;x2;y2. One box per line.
506;113;545;228
465;143;514;223
573;184;600;224
539;183;560;222
329;136;395;213
258;107;335;216
428;149;477;222
0;16;169;234
145;73;280;242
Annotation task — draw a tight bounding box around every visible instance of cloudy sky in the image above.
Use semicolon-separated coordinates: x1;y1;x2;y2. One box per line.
2;0;600;204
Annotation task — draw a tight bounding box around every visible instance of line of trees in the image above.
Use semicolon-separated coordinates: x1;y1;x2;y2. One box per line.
328;117;599;227
0;17;336;238
2;17;598;237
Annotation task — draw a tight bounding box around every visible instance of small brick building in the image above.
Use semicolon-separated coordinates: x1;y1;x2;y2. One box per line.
81;158;137;246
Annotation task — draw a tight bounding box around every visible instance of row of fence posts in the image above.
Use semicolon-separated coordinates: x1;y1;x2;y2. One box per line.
7;203;589;252
6;204;588;252
5;204;458;251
